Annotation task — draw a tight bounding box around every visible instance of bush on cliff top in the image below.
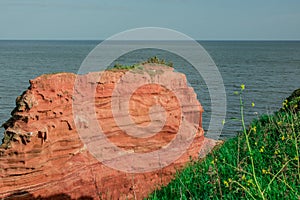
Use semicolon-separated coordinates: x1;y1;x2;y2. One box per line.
147;88;300;200
110;56;173;70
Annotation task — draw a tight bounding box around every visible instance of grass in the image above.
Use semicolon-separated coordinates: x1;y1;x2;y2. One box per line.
147;86;300;199
109;56;174;70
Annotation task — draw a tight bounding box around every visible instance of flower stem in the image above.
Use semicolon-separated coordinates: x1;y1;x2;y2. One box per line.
239;92;265;200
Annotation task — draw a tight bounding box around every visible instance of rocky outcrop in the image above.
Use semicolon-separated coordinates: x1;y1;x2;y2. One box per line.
0;64;210;199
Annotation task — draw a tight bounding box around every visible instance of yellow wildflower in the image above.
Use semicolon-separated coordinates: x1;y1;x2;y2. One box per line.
247;179;253;186
252;126;257;133
242;175;246;180
259;146;264;153
262;169;267;174
259;149;264;153
281;135;285;141
241;84;245;91
282;99;288;107
223;180;229;187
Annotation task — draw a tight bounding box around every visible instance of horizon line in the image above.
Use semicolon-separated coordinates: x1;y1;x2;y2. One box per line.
0;39;300;42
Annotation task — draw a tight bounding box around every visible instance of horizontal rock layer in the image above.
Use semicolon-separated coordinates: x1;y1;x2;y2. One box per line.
0;65;207;199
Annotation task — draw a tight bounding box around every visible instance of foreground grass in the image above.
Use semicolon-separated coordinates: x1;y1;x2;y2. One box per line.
147;88;300;199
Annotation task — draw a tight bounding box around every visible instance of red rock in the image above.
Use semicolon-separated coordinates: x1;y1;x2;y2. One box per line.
0;64;212;199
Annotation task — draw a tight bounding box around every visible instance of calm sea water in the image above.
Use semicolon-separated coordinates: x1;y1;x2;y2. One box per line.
0;40;300;140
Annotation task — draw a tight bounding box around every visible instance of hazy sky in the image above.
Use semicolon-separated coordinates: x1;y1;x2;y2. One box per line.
0;0;299;40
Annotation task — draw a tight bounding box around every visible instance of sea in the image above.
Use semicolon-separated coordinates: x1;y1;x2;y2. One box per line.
0;40;300;140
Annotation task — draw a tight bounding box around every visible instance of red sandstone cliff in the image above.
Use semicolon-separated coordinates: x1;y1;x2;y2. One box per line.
0;64;209;199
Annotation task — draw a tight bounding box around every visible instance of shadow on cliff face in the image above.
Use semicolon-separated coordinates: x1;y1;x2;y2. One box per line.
4;191;93;200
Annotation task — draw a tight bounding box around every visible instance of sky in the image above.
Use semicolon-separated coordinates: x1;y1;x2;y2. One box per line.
0;0;299;40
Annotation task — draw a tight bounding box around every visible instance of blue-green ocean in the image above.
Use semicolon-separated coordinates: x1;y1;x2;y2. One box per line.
0;40;300;139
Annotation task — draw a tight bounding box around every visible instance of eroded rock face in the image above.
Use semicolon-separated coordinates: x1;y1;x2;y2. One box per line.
0;65;207;199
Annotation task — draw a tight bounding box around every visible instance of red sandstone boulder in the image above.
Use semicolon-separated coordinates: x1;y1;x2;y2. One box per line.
0;64;211;199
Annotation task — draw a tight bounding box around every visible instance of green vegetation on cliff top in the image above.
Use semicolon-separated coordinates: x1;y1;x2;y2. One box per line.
109;56;173;70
